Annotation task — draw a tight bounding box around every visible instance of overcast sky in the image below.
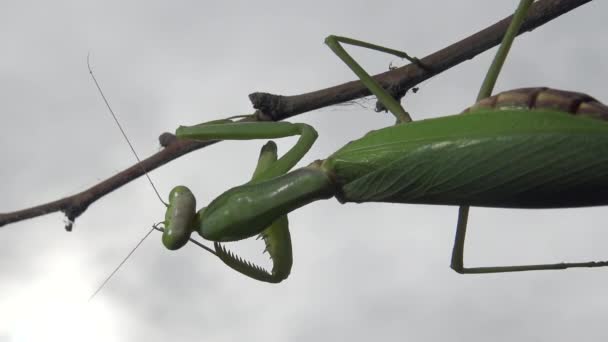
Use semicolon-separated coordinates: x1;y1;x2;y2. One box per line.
2;1;608;341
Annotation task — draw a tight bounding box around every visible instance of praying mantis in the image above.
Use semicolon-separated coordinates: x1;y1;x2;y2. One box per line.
155;0;608;283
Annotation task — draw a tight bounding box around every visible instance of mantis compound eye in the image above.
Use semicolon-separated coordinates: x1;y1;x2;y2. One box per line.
162;186;196;250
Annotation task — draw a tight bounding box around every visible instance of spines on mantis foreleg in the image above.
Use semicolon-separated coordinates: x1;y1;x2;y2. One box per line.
209;141;294;283
464;87;608;120
256;215;292;281
214;215;293;283
162;186;196;250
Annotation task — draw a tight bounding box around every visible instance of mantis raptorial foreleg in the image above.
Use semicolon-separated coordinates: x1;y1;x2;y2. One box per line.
163;120;322;281
161;118;315;249
215;140;293;283
161;118;299;282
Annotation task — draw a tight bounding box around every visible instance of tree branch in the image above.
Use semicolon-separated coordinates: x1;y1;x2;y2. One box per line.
0;0;592;230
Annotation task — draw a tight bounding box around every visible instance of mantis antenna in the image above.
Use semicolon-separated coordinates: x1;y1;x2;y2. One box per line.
86;55;217;300
86;54;166;206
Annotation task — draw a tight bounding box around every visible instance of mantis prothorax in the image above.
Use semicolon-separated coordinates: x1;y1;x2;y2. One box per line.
161;0;608;282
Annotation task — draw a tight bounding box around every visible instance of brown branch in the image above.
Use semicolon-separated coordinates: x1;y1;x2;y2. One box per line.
0;0;592;230
3;137;217;231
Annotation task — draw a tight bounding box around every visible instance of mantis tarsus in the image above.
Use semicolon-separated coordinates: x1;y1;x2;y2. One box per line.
158;0;608;283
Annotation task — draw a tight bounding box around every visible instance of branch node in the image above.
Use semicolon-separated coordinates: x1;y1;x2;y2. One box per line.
159;132;177;148
62;201;90;232
249;92;284;121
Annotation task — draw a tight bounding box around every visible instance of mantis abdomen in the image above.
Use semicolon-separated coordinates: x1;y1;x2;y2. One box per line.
464;87;608;118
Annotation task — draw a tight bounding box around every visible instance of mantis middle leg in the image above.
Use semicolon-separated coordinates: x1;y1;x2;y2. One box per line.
324;35;429;123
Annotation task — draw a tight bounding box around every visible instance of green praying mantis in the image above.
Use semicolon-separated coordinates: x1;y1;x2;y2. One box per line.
156;0;608;283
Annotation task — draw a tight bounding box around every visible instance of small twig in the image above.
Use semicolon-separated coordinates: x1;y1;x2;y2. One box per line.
0;0;592;230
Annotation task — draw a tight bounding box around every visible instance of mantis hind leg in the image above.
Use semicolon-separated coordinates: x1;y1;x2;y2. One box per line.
450;207;608;273
453;0;537;273
324;35;429;123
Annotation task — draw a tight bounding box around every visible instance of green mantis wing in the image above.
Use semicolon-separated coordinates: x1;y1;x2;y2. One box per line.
327;109;608;207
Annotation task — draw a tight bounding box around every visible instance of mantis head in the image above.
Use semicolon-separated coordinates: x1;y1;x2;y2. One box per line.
159;183;293;283
161;185;196;250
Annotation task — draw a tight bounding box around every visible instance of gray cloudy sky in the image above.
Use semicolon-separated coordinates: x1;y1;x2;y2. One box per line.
2;1;608;341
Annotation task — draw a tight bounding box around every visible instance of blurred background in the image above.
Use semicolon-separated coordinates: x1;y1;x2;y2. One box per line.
1;1;607;341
